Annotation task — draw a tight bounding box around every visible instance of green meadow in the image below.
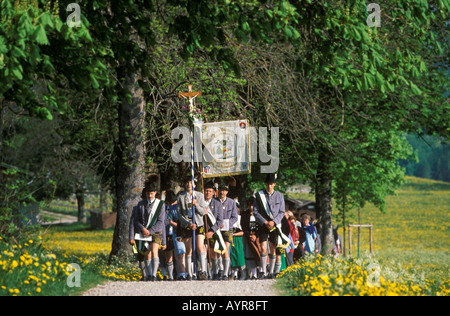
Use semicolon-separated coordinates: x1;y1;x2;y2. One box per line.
344;176;450;254
280;176;450;295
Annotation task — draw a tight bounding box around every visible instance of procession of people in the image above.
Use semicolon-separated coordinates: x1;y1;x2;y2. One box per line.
129;173;337;281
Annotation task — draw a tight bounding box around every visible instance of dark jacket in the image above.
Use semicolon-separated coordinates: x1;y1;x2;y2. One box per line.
205;197;223;232
241;209;260;236
217;196;238;229
134;199;166;245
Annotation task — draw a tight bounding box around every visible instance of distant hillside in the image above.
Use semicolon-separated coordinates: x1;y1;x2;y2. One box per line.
400;134;449;182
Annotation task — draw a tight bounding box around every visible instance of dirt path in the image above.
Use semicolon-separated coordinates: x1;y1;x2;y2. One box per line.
39;210;78;225
82;279;281;296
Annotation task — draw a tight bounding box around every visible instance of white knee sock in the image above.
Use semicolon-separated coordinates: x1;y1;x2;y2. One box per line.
151;257;159;277
260;254;267;275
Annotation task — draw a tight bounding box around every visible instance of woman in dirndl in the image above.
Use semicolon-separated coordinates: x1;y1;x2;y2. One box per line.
230;205;247;280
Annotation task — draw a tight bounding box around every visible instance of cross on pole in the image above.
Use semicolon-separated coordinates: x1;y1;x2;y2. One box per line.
178;84;202;278
178;84;202;112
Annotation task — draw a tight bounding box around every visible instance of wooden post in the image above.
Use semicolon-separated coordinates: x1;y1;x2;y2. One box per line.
369;223;373;254
357;207;361;257
348;224;352;257
179;84;202;277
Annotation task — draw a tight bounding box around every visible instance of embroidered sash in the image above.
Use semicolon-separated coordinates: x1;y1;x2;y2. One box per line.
206;212;227;255
256;190;291;249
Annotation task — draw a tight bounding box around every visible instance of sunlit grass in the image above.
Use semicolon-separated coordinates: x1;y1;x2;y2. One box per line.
280;176;450;296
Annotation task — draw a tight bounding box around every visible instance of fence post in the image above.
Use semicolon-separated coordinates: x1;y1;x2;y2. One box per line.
348;224;352;257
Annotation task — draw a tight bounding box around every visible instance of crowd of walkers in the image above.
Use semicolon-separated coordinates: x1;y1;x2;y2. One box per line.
129;173;342;281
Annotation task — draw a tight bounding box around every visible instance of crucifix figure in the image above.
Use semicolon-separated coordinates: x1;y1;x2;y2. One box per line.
178;84;202;113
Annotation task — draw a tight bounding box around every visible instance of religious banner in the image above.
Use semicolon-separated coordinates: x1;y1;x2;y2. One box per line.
199;119;251;178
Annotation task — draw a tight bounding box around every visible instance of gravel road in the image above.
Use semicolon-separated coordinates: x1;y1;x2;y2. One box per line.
82;279;280;296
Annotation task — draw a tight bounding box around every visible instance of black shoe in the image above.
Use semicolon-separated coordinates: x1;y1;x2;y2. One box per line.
177;275;187;281
214;271;223;281
198;271;207;280
258;273;266;280
221;275;229;281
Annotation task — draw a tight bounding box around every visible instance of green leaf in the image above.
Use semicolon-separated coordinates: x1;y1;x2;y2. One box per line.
34;25;50;45
39;12;54;28
352;27;361;41
284;26;292;38
343;76;351;89
361;29;369;43
375;72;384;85
410;83;422;95
42;108;53;120
0;36;8;54
90;74;100;89
12;68;23;80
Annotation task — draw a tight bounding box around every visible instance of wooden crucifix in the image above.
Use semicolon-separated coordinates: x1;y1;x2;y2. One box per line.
178;84;202;112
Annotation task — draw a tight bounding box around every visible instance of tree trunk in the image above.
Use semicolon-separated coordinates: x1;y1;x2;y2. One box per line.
0;99;3;186
110;65;147;260
75;188;86;223
0;100;4;204
235;174;248;212
316;148;334;255
160;162;188;195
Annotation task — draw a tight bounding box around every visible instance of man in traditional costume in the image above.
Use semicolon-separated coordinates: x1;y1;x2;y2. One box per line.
253;173;290;279
177;176;209;280
133;184;166;281
203;181;226;280
215;183;238;280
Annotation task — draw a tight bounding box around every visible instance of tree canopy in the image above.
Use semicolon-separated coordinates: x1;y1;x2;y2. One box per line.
1;0;448;256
